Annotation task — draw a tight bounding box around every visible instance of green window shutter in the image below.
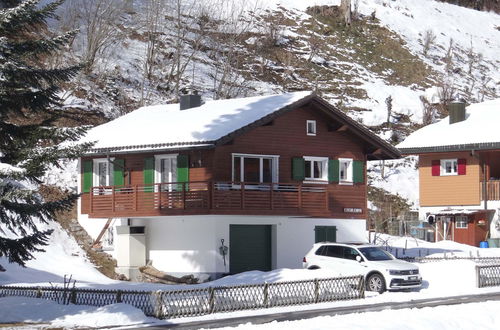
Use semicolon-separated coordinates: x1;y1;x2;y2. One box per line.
144;157;155;192
353;160;364;183
328;159;339;183
82;160;93;193
177;154;189;191
113;158;125;187
315;226;337;243
292;157;305;181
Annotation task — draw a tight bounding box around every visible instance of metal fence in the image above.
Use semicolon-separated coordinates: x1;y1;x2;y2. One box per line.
399;256;500;265
476;264;500;288
0;275;364;319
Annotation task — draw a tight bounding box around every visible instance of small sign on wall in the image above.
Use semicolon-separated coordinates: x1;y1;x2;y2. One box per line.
344;207;362;214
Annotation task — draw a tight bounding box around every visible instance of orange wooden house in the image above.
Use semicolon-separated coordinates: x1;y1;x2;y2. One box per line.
77;91;400;280
398;99;500;247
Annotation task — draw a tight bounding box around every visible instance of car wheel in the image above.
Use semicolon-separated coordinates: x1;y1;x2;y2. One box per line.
366;273;386;293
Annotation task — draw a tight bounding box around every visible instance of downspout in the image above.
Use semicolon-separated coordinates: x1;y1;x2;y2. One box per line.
471;149;487;210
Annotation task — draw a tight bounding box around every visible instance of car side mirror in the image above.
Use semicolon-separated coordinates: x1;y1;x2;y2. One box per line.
356;255;363;263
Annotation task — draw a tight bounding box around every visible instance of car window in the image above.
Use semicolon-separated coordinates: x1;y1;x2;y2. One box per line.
359;247;393;261
325;245;343;258
315;246;326;256
343;247;361;260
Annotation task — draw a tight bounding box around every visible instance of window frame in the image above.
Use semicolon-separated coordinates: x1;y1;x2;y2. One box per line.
455;215;469;229
339;158;353;185
154;154;178;192
440;159;458;176
306;120;317;136
92;158;113;187
303;156;328;183
231;153;279;184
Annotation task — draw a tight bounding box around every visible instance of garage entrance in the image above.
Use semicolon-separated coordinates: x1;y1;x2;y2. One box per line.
229;225;272;274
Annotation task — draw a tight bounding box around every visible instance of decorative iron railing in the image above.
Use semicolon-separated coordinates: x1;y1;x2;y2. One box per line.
0;275;364;319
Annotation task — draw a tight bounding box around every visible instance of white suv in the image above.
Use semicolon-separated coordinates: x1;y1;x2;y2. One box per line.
302;242;422;293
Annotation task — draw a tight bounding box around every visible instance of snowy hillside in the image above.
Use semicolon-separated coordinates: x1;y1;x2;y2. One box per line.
50;0;499;207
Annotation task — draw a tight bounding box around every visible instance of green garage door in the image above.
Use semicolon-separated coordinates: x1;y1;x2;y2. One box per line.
229;225;272;274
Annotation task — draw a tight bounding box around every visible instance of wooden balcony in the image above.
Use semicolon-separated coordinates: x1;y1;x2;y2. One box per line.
85;181;330;218
481;180;500;201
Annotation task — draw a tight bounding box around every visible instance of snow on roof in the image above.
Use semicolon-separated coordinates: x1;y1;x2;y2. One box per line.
397;99;500;152
82;91;312;153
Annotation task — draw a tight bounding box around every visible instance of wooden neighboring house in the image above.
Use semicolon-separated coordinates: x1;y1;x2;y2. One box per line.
398;99;500;247
77;91;400;280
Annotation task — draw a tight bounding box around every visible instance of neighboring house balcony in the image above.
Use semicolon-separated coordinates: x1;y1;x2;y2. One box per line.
481;180;500;201
83;181;330;218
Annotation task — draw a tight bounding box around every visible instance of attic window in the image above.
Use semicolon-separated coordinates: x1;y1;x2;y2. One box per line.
307;120;316;136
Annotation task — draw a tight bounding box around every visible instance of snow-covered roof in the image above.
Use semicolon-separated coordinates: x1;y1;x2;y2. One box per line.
398;99;500;153
82;91;313;153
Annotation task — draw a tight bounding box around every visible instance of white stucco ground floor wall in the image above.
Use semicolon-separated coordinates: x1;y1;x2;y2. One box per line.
77;213;366;280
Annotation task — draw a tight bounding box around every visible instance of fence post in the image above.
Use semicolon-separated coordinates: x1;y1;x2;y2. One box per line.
70;289;77;304
314;278;319;303
359;276;366;298
154;290;164;319
263;282;269;307
209;287;215;314
116;290;122;303
36;287;42;298
476;265;481;288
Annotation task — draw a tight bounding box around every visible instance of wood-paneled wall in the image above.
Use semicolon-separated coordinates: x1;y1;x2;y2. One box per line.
419;152;481;206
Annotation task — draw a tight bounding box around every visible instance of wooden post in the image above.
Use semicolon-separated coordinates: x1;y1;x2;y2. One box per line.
298;184;302;210
154;290;164;319
182;182;186;210
116;290;122;303
207;181;212;209
476;265;481;288
208;287;215;313
158;183;162;210
111;186;115;212
270;183;274;210
70;289;77;304
134;185;138;211
89;188;93;213
263;282;269;307
241;182;245;209
314;278;319;303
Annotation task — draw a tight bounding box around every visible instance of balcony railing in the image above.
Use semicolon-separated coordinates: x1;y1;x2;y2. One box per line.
482;181;500;201
87;181;329;218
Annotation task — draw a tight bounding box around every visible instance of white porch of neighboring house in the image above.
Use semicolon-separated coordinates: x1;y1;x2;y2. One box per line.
78;213;366;281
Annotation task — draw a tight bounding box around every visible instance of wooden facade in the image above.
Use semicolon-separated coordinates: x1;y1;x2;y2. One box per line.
81;99;399;219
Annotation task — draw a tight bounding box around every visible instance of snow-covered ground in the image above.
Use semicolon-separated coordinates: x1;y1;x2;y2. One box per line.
2;225;500;328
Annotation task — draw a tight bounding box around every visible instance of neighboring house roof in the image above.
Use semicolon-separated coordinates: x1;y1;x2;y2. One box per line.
82;91;400;160
398;99;500;154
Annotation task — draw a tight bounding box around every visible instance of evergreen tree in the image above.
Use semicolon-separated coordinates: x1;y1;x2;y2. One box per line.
0;0;92;267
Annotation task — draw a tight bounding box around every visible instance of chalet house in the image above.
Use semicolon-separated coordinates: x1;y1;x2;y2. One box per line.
77;91;400;280
398;99;500;247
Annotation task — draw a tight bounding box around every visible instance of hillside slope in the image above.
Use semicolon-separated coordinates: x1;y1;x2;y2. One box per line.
52;0;499;208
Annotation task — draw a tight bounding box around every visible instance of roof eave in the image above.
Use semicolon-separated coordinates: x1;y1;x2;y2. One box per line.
399;142;500;155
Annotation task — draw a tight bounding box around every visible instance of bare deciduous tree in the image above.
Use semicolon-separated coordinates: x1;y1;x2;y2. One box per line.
340;0;352;26
422;29;436;57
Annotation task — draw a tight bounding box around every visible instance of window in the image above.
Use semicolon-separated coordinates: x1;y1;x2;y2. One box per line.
232;153;279;183
155;154;178;191
304;156;328;182
306;120;316;136
441;159;458;176
455;216;468;229
93;158;113;186
339;158;353;184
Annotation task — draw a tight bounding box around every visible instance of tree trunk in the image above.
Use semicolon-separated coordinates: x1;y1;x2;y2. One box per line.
139;265;198;284
340;0;352;26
